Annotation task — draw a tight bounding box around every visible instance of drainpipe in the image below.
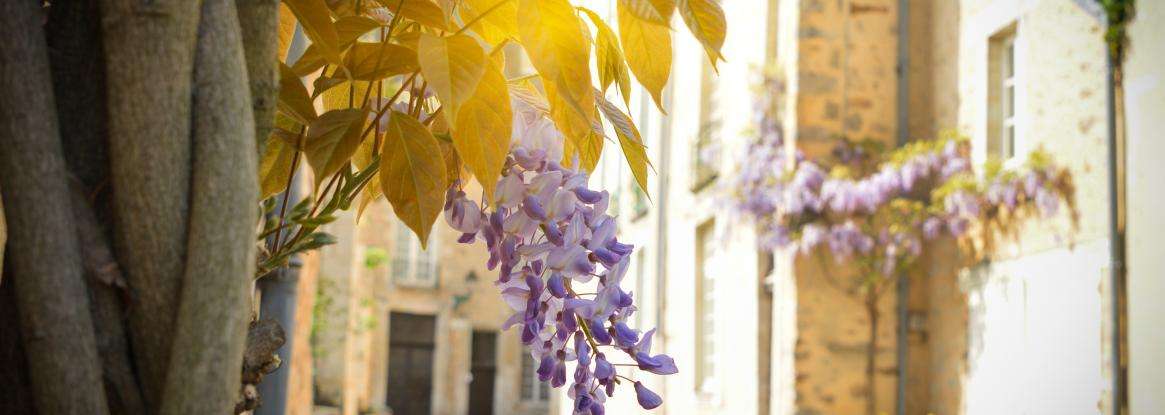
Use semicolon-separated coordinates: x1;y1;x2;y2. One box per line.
1104;30;1128;415
256;26;310;415
653;76;674;415
894;1;909;414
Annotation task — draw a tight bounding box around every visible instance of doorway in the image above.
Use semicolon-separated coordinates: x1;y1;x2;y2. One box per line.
468;331;498;415
386;312;436;415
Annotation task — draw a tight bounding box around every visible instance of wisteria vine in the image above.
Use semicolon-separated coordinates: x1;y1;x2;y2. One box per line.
442;96;676;414
727;74;1078;286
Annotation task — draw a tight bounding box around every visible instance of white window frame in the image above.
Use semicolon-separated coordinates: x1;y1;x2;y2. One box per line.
519;352;550;402
694;221;719;397
988;24;1022;164
391;222;438;288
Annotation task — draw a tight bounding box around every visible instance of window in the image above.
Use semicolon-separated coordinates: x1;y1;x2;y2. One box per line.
391;222;438;288
520;351;550;401
634;249;647;328
988;26;1018;160
694;221;717;394
692;57;720;191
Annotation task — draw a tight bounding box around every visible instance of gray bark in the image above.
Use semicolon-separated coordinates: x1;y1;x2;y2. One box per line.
237;0;282;151
0;1;110;413
99;0;202;405
71;187;147;415
159;0;260;412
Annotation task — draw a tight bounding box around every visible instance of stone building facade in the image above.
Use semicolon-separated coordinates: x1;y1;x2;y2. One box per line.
296;1;1165;414
309;181;553;415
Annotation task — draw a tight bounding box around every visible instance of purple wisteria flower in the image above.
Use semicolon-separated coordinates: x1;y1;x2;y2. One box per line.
443;97;676;413
726;73;1073;278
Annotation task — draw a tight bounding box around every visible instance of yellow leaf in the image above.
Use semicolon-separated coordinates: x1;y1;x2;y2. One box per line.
546;79;601;172
508;78;550;115
595;89;650;197
452;60;511;204
259;133;301;200
335;15;382;45
381;111;447;248
619;0;674;26
344;42;419;81
677;0;726;68
278;63;318;125
375;0;449;30
517;0;592;97
279;3;298;60
291;18;378;77
459;0;519;45
284;0;343;65
618;1;671;112
417;33;486;124
305;109;368;186
578;7;633;106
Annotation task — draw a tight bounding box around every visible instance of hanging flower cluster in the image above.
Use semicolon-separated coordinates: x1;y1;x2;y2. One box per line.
443;97;676;414
727;74;1077;281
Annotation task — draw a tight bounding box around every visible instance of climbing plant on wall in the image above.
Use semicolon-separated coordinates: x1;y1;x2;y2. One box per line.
725;73;1078;415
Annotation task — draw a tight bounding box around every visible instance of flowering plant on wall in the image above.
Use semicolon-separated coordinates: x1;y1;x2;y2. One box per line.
443;92;676;414
725;73;1077;415
729;75;1077;285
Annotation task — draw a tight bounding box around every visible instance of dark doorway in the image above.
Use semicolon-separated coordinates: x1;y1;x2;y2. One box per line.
468;331;498;415
386;312;436;415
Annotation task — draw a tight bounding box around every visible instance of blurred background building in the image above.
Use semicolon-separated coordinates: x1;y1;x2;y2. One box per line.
286;0;1165;414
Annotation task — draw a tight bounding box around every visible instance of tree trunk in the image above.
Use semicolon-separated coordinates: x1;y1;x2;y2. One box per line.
236;0;282;151
160;0;260;412
0;1;109;412
98;0;202;406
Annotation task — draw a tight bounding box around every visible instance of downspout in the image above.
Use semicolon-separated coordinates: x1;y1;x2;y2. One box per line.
894;1;909;415
653;73;675;414
1104;26;1128;415
256;26;310;415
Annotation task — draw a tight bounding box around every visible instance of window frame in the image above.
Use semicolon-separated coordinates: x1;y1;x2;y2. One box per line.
988;24;1021;163
519;351;550;402
390;223;439;288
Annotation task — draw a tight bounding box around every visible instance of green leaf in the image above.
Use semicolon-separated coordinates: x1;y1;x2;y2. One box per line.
305;109;368;186
380;111;447;248
595;89;651;197
677;0;726;69
284;0;344;65
452;59;511;204
418;33;487;124
618;0;672;112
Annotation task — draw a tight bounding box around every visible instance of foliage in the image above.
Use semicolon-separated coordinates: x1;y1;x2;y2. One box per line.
1100;0;1135;62
260;0;725;282
726;73;1078;291
263;0;725;411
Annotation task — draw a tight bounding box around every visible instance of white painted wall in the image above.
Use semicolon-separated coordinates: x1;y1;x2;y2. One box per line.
961;240;1108;415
